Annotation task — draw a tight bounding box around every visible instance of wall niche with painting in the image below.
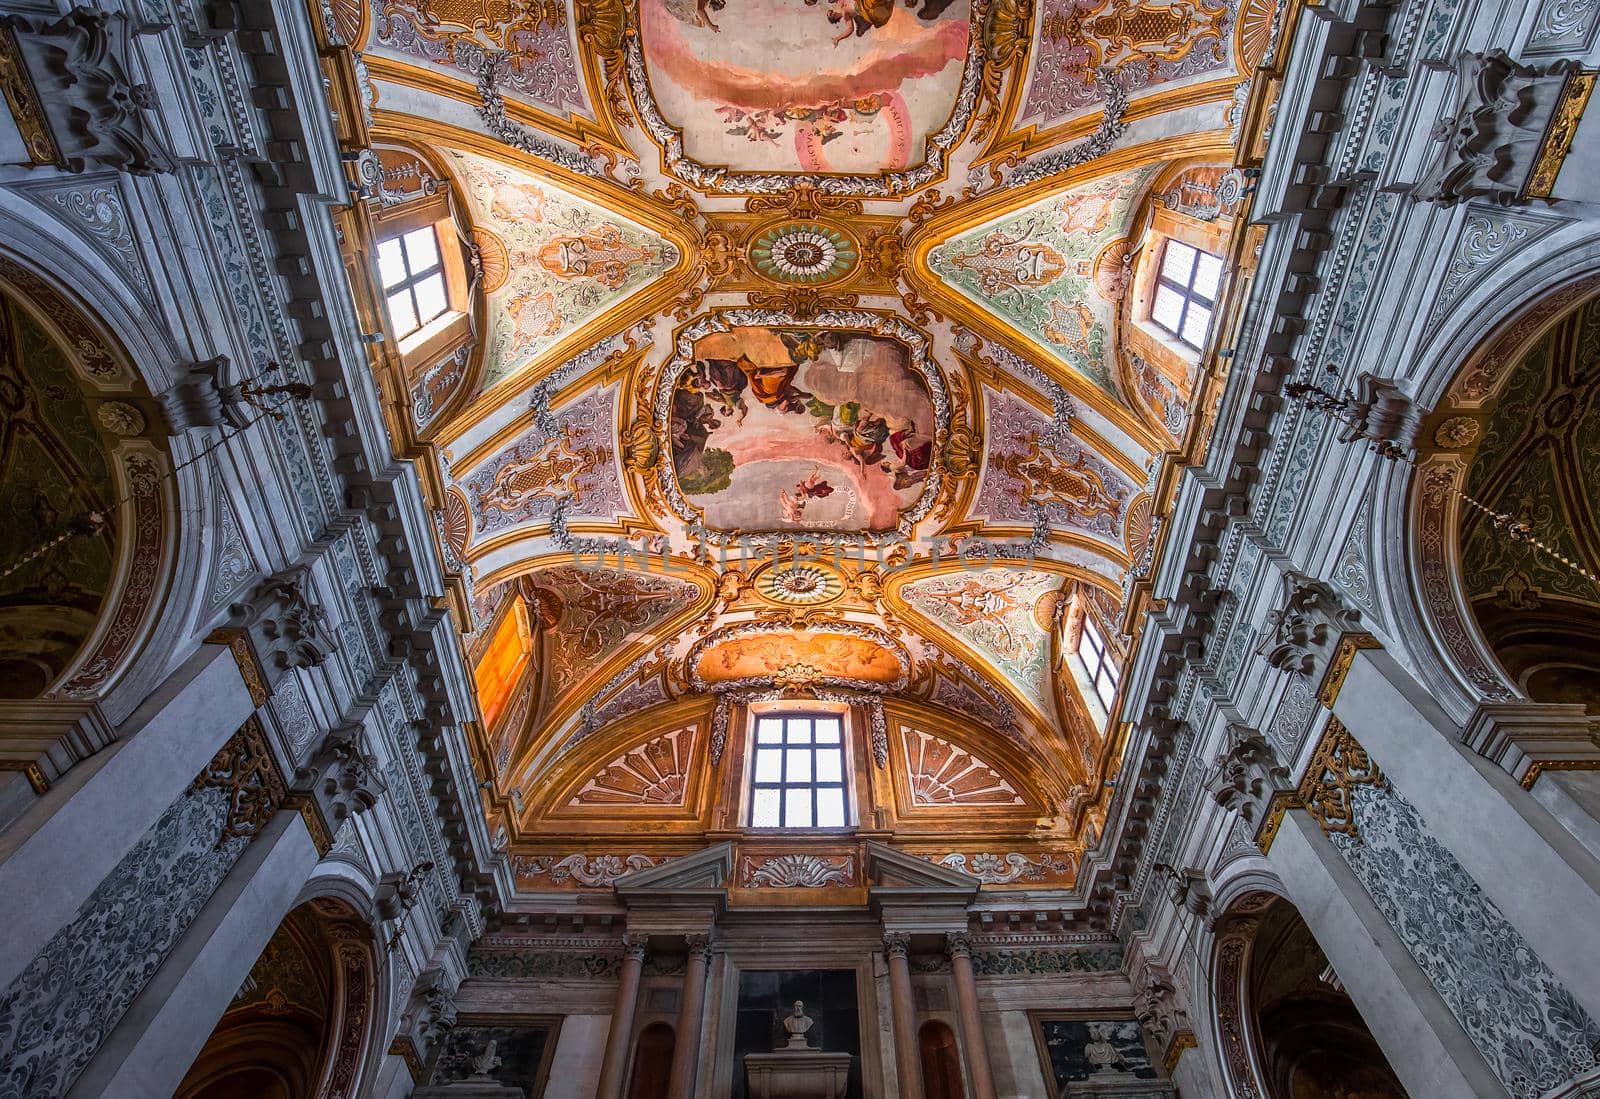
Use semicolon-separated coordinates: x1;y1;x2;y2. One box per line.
731;969;862;1099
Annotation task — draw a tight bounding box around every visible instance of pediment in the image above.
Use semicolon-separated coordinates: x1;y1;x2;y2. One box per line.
614;841;733;895
865;841;979;896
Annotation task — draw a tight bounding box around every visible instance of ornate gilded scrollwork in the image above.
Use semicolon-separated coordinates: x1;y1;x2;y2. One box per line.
974;0;1033;141
576;0;634;125
191;717;288;847
1297;718;1382;839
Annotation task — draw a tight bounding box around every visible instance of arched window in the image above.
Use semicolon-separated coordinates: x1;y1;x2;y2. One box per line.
747;711;851;829
919;1020;965;1099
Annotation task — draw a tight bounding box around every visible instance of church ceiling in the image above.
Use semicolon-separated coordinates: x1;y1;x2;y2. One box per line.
343;0;1273;881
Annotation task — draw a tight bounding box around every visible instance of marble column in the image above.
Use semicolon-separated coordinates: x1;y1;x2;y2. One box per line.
1334;649;1600;1022
0;643;254;991
945;934;995;1099
883;932;924;1098
596;933;648;1099
667;934;711;1099
68;808;321;1099
1268;809;1507;1097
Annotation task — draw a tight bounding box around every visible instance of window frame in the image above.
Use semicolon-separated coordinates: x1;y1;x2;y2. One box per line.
1148;239;1223;351
745;710;852;831
377;224;449;342
1076;616;1120;712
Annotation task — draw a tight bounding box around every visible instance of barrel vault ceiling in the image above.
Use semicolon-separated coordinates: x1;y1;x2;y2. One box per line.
334;0;1277;886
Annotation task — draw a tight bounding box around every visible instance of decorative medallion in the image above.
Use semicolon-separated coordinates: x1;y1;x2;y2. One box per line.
96;400;145;437
754;561;846;605
749;223;858;285
1433;415;1480;449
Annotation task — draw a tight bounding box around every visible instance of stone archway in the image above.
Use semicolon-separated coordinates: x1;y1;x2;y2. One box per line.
0;271;170;701
1211;892;1405;1099
177;898;379;1099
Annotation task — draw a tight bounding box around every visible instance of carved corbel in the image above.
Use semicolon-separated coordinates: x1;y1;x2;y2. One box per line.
1412;50;1592;206
1133;963;1193;1061
297;722;386;826
228;566;331;689
1208;725;1291;826
1256;570;1364;685
0;8;174;174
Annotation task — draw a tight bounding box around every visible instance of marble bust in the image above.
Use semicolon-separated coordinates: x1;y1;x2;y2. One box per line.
781;1001;814;1049
1083;1024;1125;1073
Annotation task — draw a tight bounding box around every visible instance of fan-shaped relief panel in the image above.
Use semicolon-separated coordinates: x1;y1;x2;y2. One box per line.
633;0;978;189
558;722;704;811
895;723;1042;815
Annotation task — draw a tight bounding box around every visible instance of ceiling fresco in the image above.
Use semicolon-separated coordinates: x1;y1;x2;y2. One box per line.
928;167;1154;392
444;148;678;393
344;0;1277;885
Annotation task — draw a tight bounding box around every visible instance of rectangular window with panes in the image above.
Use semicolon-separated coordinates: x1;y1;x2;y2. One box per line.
748;712;849;829
1077;616;1120;711
377;226;448;341
1150;240;1223;350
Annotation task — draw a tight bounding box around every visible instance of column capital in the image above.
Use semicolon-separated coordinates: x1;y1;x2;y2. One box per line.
621;932;650;961
944;931;973;958
684;932;713;959
882;930;911;958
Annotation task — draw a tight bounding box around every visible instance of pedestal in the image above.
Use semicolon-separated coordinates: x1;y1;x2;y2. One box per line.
1060;1075;1177;1098
413;1076;527;1099
743;1050;852;1099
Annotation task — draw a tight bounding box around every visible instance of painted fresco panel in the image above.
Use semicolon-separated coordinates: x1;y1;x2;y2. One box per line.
929;169;1155;392
669;327;935;532
445;150;675;392
639;0;971;174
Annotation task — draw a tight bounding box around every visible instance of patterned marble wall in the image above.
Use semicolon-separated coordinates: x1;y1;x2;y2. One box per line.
1328;773;1600;1097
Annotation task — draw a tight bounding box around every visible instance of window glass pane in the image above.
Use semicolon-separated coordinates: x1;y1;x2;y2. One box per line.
754;748;782;784
377;238;406;289
815;747;842;783
787;718;812;744
816;788;846;828
1096;676;1116;709
1084;617;1104;651
785;748;811;784
814;717;841;743
402;226;441;272
785;788;812;828
1105;658;1120;686
757;718;784;743
752;788;781;828
1161;240;1196;282
1078;637;1100;679
385;290;417;337
412;273;447;327
1151;286;1185;332
1181;303;1213;347
1193;253;1224;300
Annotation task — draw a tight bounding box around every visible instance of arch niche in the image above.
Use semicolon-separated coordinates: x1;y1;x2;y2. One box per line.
1401;279;1600;713
1211;892;1405;1099
0;271;171;701
176;898;381;1099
